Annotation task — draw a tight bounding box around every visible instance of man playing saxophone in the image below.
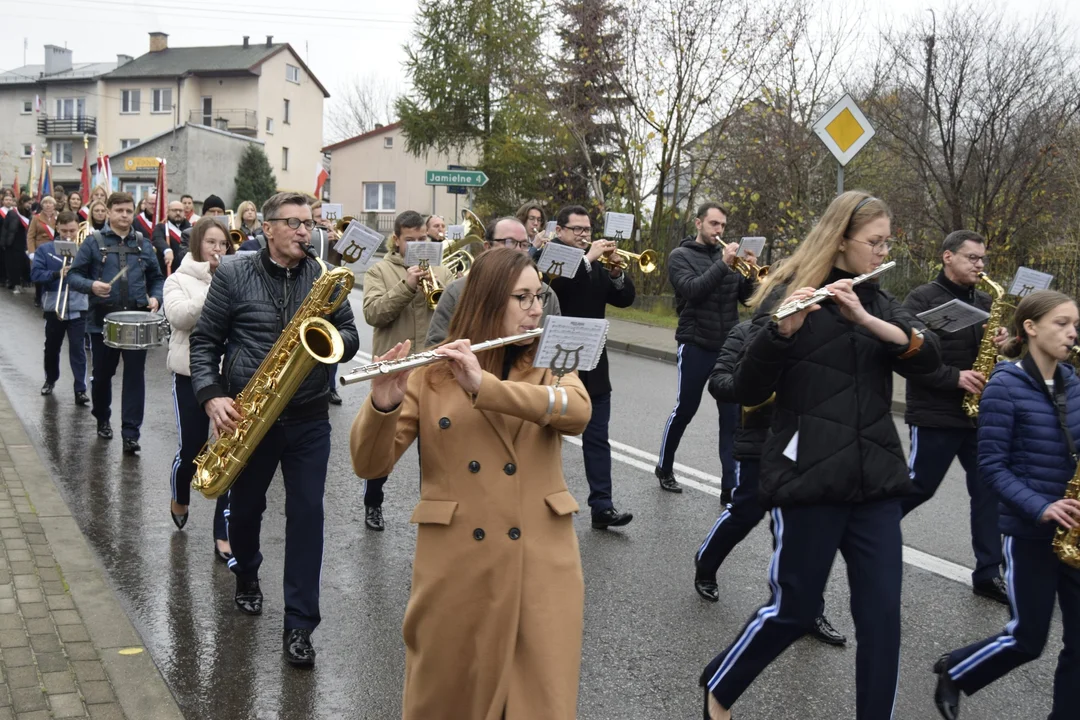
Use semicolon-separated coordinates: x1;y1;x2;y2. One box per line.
188;192;359;667
901;230;1010;604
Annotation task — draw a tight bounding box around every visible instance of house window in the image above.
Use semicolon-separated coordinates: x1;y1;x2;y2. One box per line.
266;117;274;134
152;88;173;113
283;99;291;125
363;182;396;212
21;144;32;158
285;64;300;84
52;141;73;166
120;139;140;149
21;100;32;114
282;147;289;171
383;136;394;149
121;89;140;114
55;98;85;119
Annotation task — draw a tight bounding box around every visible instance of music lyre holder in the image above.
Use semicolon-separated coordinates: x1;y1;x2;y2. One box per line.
548;344;583;387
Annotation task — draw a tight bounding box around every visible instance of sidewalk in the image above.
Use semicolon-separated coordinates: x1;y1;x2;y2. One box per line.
606;317;909;413
0;388;183;720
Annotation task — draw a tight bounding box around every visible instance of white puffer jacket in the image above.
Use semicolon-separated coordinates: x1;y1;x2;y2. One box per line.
163;254;213;377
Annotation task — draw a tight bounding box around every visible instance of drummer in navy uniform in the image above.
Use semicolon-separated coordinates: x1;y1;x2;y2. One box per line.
67;192;165;454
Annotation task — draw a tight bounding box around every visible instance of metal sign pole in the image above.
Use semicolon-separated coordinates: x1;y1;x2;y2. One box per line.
837;163;844;196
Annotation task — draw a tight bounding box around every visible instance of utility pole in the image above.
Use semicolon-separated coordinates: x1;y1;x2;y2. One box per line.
919;9;936;148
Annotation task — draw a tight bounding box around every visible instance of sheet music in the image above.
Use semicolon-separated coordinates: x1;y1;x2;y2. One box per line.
545;220;557;236
603;212;635;240
738;236;766;258
533;316;609;372
334;221;385;272
537;242;584;279
446;224;465;241
53;240;78;259
320;203;343;223
1008;267;1053;297
404;241;444;267
916;298;990;333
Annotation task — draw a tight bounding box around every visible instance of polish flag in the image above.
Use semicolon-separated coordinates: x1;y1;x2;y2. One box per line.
314;163;329;198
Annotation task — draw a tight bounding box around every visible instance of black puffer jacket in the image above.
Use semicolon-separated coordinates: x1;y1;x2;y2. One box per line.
189;249;359;420
733;267;940;508
708;321;770;460
668;237;755;350
901;271;992;429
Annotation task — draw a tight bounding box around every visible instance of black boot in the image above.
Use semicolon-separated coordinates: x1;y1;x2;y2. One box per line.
234;578;263;616
283;628;316;667
96;420;113;439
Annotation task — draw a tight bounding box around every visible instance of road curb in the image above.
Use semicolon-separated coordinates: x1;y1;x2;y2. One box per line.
0;389;184;720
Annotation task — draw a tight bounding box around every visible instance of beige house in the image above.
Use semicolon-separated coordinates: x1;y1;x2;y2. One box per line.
0;34;327;202
323;123;479;232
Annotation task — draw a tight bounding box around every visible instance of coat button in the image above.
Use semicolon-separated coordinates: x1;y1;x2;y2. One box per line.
439;417;451;429
503;463;517;476
473;528;485;541
508;527;521;540
468;461;480;473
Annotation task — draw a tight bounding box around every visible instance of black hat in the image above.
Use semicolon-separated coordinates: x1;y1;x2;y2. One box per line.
203;194;226;213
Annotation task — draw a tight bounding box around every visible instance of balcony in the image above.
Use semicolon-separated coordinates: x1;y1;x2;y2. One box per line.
189;109;258;136
37;115;97;137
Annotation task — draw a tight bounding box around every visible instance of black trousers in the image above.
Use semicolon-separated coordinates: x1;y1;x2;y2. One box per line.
702;500;903;718
43;312;87;393
697;459;763;574
4;245;28;288
943;535;1080;718
903;426;1002;583
582;391;614;514
227;415;331;631
89;332;146;440
169;374;229;540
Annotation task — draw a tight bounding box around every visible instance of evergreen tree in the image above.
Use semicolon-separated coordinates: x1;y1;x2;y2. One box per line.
233;145;278;209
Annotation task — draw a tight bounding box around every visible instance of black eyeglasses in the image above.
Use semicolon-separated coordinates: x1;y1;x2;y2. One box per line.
268;217;315;231
846;236;894;254
559;225;592;236
510;291;550;309
497;238;531;250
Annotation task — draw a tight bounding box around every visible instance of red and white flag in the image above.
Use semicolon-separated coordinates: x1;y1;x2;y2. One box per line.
314;163;329;198
153;158;168;226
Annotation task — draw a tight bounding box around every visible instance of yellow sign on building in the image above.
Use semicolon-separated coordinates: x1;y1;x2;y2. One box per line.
813;94;875;167
123;157;159;171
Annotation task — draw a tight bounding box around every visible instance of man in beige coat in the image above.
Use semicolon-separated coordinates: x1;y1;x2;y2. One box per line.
361;209;453;530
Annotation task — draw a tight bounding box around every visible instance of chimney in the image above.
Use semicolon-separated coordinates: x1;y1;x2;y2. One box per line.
243;36;250;48
149;32;169;53
266;35;274;47
43;45;73;75
116;54;133;67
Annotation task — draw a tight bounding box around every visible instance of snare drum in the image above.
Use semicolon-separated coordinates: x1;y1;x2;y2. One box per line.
103;311;169;350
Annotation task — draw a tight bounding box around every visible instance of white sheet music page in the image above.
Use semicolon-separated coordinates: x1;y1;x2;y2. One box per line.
404;241;444;267
538;242;585;279
334;221;385;272
603;212;635;239
916;298;990;333
446;224;465;241
533;316;609;373
1007;267;1053;297
738;236;766;258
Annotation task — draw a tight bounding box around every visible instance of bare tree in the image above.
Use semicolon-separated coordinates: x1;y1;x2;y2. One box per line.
326;74;400;143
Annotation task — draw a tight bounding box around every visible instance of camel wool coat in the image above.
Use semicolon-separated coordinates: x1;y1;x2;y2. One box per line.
350;363;592;720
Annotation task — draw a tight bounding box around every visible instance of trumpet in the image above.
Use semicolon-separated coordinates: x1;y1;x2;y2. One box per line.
225;209;244;248
55;222;89;319
418;258;442;310
584;241;658;274
334;216;356;234
771;261;896;321
732;255;769;281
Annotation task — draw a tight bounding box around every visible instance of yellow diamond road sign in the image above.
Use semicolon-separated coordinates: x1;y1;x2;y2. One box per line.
813;94;875;167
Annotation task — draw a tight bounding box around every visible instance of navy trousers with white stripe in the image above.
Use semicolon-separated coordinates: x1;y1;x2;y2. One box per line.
169;373;229;540
944;535;1080;717
696;460;762;574
657;343;737;490
702;500;903;718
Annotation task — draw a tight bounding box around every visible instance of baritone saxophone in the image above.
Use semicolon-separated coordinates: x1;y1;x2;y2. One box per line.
962;272;1008;418
192;249;355;498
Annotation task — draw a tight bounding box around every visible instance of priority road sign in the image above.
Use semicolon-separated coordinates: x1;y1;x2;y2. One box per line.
425;169;488;187
813;94;875;167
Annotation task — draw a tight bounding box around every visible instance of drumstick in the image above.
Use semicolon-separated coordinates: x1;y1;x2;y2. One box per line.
106;265;129;285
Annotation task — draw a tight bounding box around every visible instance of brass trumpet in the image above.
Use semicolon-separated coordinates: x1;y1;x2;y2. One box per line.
55;222;89;320
334;216;356;234
418;258;442;309
225;209;244;248
584;241;657;274
732;256;769;281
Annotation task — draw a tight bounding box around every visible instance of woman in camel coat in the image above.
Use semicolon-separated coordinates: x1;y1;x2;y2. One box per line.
27;196;58;253
350;248;591;720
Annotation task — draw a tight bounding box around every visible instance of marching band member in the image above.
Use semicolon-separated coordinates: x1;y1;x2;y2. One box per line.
427;216;560;346
350;247;590;720
694;319;846;646
360;210;453;531
3;194;34;294
516;200;546;251
424;214;446;242
547;205;635;530
88;200;108;232
30;211;88;405
189;192;359;667
237;201;263;242
657;202;755;499
902;230;1008;603
181;194;199;224
151;201;190;276
67;192;164;454
163;217;233;559
700;191;939;720
933;290;1080;720
310;200;343;399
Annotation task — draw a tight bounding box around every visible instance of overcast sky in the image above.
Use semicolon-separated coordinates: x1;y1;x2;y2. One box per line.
3;0;1078;143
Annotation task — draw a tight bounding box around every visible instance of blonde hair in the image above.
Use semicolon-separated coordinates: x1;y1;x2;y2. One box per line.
90;184;109;203
237;200;258;223
750;190;892;309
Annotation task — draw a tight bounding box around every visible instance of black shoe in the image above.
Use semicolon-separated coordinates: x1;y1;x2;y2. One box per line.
365;506;385;531
694;555;719;602
122;437;140;454
809;614;847;646
591;508;633;529
972;577;1009;606
41;382;54;396
655;467;683;493
933;654;961;720
234;579;262;615
96;420;113;439
328;389;343;406
720;488;732;506
283;628;316;667
170;508;188;530
74;391;89;406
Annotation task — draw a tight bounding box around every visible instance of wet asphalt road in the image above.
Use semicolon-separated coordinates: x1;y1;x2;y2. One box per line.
0;288;1062;720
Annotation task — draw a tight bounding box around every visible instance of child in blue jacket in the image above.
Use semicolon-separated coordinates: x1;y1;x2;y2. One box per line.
934;290;1080;720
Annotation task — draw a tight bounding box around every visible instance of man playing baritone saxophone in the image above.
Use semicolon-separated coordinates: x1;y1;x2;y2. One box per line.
901;230;1010;603
360;210;453;531
188;192;359;667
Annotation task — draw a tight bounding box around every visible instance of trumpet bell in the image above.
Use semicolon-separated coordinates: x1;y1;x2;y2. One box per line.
637;249;658;274
335;216;356;233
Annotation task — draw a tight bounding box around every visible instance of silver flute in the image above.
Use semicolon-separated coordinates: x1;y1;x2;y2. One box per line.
771;261;896;321
339;328;544;386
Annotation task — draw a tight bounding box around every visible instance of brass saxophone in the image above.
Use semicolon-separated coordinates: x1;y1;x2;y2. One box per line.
191;249;355;498
1055;345;1080;567
962;272;1008;418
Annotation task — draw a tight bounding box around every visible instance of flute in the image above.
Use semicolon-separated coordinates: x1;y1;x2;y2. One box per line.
340;329;544;386
771;261;896;321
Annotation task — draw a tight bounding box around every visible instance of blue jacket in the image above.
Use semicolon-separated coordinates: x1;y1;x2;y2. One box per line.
978;360;1080;539
66;224;165;332
30;242;89;318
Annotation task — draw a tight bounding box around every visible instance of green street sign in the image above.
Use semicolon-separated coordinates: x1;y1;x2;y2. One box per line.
425;169;488;187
